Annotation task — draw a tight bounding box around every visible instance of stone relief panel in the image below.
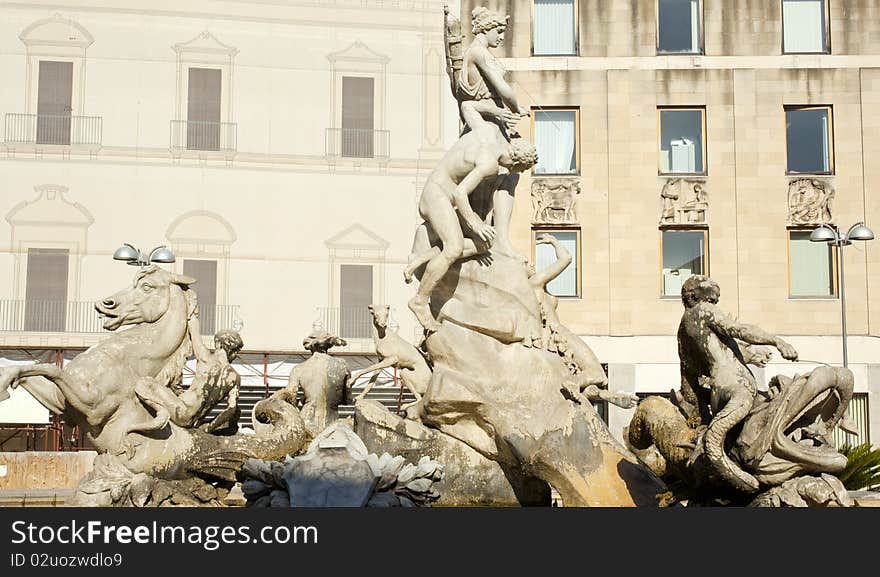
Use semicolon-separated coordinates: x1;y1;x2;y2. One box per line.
659;178;708;226
530;177;581;225
787;178;834;226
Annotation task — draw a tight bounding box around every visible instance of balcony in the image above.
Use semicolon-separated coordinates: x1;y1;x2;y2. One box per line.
3;113;102;148
194;304;241;336
0;300;239;336
325;127;389;162
170;120;237;155
315;306;373;340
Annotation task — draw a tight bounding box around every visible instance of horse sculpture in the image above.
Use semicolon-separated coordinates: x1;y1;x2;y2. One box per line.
0;265;308;505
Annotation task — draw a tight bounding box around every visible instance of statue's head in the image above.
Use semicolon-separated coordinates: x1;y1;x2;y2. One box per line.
367;304;391;329
214;329;244;361
303;331;346;353
95;265;196;331
472;6;509;46
502;139;538;173
681;275;720;308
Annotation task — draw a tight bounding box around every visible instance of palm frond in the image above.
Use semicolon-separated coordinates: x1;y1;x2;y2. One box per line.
836;443;880;491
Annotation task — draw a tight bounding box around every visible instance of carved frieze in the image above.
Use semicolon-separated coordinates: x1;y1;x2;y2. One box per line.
787;178;834;226
659;179;707;226
531;177;581;225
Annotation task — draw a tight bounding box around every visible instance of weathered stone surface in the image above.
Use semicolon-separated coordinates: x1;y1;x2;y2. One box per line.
0;266;309;507
628;275;856;506
240;422;443;508
419;250;665;506
355;399;550;506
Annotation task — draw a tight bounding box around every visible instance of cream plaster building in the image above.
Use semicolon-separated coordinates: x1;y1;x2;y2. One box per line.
1;0;878;453
461;0;879;446
0;0;458;445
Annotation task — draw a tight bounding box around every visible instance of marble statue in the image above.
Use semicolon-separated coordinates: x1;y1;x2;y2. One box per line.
0;265;309;506
354;6;669;507
271;330;351;436
350;304;430;420
406;120;537;332
526;233;636;409
446;5;528;136
239;421;443;507
133;324;243;435
627;275;857;506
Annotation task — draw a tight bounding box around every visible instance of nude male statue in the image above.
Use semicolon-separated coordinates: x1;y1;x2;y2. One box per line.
407;121;537;332
677;275;798;493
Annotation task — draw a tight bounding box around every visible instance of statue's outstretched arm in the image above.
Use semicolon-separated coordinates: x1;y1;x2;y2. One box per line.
529;234;572;289
709;308;798;361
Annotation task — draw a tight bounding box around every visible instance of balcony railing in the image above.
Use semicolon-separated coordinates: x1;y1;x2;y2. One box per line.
325;128;389;160
0;300;105;333
171;120;237;153
0;300;239;335
315;306;373;340
3;113;102;147
195;304;240;336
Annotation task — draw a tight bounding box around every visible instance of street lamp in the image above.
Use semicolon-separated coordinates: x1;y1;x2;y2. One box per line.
113;243;176;266
809;221;874;367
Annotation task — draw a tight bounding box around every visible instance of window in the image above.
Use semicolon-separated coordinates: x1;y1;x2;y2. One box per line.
657;0;702;54
183;259;218;335
783;0;829;54
36;61;73;145
533;108;578;175
788;230;837;297
659;108;705;174
340;264;373;338
786;106;833;174
187;68;222;151
661;229;707;297
533;229;580;297
341;76;375;158
833;393;870;450
533;0;577;56
24;248;69;331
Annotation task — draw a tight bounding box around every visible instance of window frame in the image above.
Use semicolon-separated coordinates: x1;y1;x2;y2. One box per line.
659;227;709;299
531;226;582;299
784;105;835;176
657;106;708;177
787;227;839;299
656;0;705;55
530;106;581;176
531;0;580;57
781;0;831;55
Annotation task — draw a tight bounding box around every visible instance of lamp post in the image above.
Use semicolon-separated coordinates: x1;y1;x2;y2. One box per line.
809;221;874;367
112;243;176;267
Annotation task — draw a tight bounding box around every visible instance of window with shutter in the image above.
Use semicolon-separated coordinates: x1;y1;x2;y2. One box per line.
184;259;218;335
187;68;222;151
341;77;375;158
25;248;69;331
339;264;373;338
36;61;73;145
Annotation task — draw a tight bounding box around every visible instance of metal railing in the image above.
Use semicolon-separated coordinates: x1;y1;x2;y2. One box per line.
171;120;237;152
325;127;390;160
195;304;240;336
0;300;239;335
0;300;105;333
4;113;102;146
315;306;373;339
